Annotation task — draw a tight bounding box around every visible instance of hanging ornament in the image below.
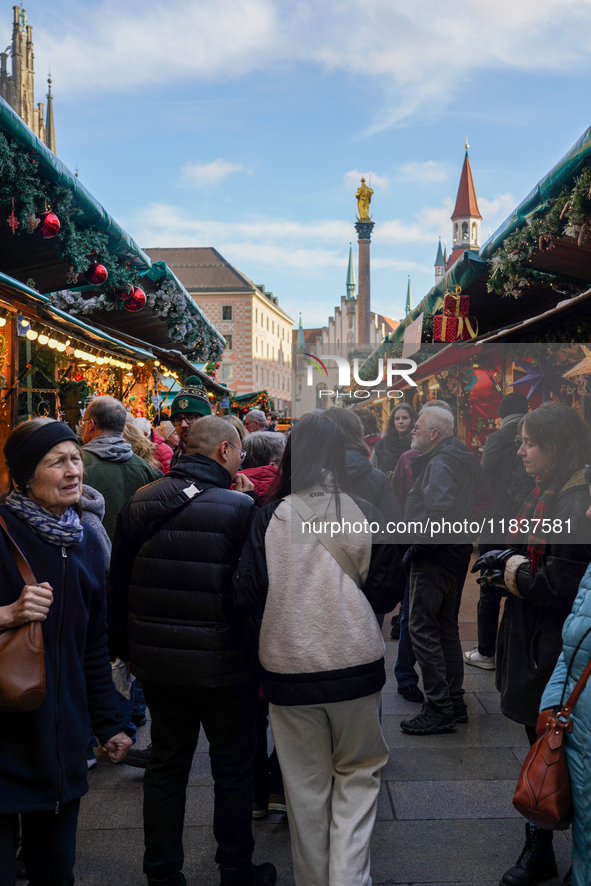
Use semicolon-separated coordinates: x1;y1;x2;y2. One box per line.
37;210;60;239
124;287;146;312
84;262;108;286
66;266;80;285
7;198;19;234
508;356;576;403
113;286;133;301
26;213;40;234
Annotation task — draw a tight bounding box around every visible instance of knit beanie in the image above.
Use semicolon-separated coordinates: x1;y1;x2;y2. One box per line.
4;419;79;489
157;420;175;442
498;393;529;418
170;376;212;420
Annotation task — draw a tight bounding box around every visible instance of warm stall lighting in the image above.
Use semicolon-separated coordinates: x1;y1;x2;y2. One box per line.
48;339;58;349
56;342;66;352
74;349;83;359
26;329;38;341
0;317;6;327
38;333;49;345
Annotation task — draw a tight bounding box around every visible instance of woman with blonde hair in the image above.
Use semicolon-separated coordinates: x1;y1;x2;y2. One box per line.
123;422;161;474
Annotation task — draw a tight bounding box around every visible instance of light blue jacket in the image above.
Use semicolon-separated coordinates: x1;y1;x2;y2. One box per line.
541;562;591;886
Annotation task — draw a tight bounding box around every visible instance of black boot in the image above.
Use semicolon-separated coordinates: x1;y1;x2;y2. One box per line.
219;862;277;886
500;823;557;886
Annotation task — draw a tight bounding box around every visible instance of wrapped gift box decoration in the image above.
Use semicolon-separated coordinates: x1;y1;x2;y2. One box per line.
433;314;478;342
442;292;470;317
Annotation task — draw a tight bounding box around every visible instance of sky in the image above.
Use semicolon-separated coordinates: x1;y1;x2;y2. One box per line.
14;0;591;328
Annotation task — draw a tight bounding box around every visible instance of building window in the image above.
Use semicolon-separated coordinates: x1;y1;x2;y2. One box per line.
272;347;275;361
222;305;233;320
472;222;477;242
462;222;468;241
255;337;258;353
221;363;234;381
224;335;233;350
272;321;274;335
454;223;458;240
255;308;258;324
255;364;258;384
272;371;275;388
267;343;269;358
267;317;269;331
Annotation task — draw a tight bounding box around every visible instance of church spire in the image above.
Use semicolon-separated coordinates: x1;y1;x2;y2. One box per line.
346;243;356;299
434;237;446;283
448;143;481;269
405;276;413;316
45;72;56;155
296;313;305;352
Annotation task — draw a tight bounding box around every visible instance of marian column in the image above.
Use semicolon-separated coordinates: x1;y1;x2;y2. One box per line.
354;177;374;346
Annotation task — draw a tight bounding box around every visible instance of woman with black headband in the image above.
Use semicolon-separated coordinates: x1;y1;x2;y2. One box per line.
0;417;131;886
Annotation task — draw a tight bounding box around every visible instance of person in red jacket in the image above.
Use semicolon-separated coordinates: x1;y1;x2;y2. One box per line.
133;417;174;475
239;431;286;502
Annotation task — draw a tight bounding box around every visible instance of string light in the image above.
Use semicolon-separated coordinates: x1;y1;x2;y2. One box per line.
26;328;38;341
38;331;49;345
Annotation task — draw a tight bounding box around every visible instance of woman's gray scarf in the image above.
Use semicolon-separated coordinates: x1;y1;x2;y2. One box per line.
5;490;84;547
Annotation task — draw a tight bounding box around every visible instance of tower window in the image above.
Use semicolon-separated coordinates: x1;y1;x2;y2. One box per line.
222;305;233;320
472;222;477;242
224;335;232;350
454;223;458;240
462;222;469;241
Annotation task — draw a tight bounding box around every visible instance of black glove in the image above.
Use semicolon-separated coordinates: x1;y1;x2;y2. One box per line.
471;548;515;574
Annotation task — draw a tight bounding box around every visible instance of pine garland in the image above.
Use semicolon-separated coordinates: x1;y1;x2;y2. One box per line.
0;132;137;292
487;165;591;300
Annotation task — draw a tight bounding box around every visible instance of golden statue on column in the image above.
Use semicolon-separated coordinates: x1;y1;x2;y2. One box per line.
355;177;373;220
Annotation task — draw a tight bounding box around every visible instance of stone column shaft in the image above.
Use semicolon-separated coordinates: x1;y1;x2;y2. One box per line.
355;220;374;345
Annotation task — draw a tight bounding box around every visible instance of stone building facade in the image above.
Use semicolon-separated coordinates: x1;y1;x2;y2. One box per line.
145;247;293;414
0;6;56;153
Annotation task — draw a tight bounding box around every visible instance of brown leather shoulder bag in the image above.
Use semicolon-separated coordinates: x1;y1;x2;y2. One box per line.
0;514;46;712
513;625;591;829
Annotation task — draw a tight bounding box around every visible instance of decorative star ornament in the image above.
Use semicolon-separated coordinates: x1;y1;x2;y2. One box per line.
7;198;19;234
508;355;575;402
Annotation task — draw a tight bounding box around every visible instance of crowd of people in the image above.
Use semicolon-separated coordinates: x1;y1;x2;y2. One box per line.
1;380;591;886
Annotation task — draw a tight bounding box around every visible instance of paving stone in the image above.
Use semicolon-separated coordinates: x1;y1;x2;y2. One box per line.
476;691;503;714
388;779;521;819
381;713;529;749
370;818;572;885
382;747;521;781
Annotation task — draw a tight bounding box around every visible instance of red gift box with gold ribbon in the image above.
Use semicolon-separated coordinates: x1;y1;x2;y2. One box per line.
433;314;478;342
443;292;470;317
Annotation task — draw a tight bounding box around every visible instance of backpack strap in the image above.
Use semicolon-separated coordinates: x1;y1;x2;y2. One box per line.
285;493;366;589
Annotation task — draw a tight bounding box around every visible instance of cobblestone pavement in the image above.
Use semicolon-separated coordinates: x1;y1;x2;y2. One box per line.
73;563;572;885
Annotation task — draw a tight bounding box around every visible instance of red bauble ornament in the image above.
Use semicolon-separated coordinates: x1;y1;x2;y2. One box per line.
124;287;146;312
114;286;133;301
84;262;108;285
38;210;60;238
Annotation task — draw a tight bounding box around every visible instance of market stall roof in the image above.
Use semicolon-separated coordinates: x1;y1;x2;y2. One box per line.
0;98;224;357
0;98;150;272
481;125;591;259
0;271;155;362
476;286;591;343
88;261;225;355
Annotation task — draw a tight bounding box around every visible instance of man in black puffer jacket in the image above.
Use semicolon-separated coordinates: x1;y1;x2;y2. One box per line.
110;416;276;886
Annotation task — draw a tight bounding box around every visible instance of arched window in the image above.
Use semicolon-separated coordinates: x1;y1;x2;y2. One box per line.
472;222;477;242
462;222;469;241
316;383;328;407
454;223;458;240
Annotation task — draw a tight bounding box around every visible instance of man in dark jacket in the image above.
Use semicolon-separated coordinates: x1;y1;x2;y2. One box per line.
400;407;475;735
81;396;161;541
109;416;276;886
465;393;532;671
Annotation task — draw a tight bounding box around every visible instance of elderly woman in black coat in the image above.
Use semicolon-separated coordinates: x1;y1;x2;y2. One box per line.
0;418;131;886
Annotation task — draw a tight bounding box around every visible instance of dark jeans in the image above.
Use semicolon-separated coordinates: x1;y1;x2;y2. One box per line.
142;680;259;879
395;580;419;689
253;700;284;802
477;583;502;658
0;798;80;886
409;559;466;715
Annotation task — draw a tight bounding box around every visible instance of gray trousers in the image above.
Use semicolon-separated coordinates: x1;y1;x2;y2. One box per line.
408;559;465;715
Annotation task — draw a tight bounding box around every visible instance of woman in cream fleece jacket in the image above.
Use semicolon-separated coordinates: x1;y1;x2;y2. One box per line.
233;414;404;886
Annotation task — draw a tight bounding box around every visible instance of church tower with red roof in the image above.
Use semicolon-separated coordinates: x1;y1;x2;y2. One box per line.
447;141;481;270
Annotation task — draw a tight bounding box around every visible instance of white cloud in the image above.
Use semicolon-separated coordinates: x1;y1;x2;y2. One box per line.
182;159;243;187
344;169;389;191
33;0;591;125
398;161;448;183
